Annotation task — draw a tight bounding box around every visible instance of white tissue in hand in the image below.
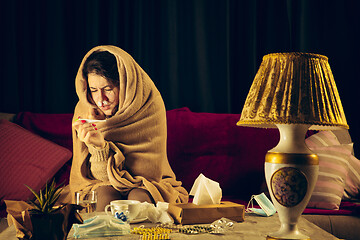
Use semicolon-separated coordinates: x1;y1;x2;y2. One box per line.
189;173;222;205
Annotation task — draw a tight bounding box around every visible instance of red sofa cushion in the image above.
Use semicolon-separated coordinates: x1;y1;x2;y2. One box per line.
166;107;280;200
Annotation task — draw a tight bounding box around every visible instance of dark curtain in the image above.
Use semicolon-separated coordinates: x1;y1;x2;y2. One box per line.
1;0;360;151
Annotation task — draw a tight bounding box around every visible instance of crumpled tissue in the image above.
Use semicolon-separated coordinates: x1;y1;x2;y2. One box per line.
138;201;173;224
72;215;130;238
190;173;222;205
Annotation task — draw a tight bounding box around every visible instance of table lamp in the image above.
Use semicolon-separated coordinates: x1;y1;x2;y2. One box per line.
237;52;348;240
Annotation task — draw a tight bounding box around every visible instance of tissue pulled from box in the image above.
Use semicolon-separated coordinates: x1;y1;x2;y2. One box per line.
189;174;222;205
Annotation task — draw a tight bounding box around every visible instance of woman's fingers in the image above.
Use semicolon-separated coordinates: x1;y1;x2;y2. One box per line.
72;119;83;129
74;121;105;148
73;119;90;133
83;129;100;144
77;123;94;137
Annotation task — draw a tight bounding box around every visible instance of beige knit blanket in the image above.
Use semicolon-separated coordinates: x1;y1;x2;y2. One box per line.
69;45;188;204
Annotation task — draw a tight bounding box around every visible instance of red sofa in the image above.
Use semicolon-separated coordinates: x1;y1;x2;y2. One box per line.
1;107;360;239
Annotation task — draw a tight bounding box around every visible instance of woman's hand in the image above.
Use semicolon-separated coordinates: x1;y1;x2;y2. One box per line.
73;118;106;148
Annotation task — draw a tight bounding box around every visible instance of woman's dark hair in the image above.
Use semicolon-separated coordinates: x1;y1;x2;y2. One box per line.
83;50;119;86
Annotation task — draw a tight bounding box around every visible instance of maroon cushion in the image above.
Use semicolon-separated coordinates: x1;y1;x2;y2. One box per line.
166;107;280;200
15;112;73;151
303;201;360;215
0;120;72;217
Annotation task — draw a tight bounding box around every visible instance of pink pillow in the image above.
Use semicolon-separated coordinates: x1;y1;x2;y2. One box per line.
343;152;360;199
306;131;352;210
0;120;72;216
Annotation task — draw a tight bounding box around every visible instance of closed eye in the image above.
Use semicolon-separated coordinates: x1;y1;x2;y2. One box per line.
90;85;113;92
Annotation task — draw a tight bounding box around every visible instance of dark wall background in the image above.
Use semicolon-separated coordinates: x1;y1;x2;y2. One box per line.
1;0;360;153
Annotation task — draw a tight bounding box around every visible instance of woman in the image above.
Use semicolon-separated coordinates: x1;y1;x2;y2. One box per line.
70;45;188;210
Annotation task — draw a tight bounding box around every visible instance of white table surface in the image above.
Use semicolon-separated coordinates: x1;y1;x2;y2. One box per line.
0;212;339;240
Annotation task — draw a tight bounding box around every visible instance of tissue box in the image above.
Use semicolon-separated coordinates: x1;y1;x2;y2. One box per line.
168;201;245;225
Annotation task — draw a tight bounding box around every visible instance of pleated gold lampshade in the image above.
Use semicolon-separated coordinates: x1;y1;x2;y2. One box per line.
237;52;348;130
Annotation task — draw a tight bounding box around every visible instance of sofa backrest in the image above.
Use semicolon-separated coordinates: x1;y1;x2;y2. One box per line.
15;108;283;201
166;107;280;200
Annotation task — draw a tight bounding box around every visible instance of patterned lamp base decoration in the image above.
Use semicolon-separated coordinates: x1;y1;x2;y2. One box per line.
271;167;307;208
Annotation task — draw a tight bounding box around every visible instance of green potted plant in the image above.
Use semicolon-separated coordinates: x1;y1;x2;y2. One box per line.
25;180;82;240
26;179;63;214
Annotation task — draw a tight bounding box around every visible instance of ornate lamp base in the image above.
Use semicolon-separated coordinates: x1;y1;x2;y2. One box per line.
265;154;318;240
264;125;319;240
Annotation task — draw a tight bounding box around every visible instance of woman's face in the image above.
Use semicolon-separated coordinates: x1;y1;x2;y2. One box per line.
88;73;119;116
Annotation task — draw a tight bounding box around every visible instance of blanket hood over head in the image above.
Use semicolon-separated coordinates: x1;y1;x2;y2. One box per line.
69;45;188;204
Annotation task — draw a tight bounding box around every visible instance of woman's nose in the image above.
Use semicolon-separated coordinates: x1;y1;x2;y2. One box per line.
100;90;109;101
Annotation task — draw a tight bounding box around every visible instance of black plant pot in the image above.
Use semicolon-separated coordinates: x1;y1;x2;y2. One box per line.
29;211;66;240
28;205;83;240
